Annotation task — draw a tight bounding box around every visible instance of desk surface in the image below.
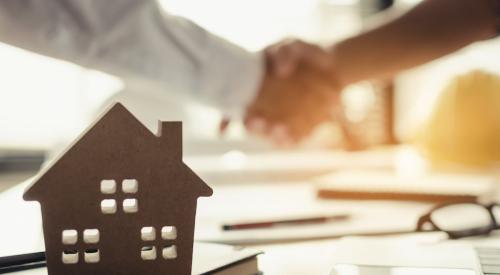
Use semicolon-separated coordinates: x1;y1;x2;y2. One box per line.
0;149;499;275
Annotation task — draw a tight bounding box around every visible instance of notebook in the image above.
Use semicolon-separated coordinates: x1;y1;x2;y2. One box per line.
315;170;498;203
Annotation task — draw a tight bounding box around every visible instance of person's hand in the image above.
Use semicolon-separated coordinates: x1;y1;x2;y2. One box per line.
266;39;334;79
244;39;341;145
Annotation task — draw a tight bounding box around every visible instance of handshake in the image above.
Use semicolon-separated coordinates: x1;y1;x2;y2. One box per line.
242;40;344;146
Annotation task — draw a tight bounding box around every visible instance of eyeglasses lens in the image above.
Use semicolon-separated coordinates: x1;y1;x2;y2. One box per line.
430;203;492;232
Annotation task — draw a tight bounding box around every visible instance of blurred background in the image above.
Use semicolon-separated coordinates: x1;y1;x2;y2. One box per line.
1;0;499;165
1;0;499;156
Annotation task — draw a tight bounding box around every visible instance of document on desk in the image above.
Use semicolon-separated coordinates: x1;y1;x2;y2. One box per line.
196;200;432;245
194;175;435;245
329;235;484;269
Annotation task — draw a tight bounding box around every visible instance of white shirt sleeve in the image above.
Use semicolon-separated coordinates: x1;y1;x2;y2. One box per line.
0;0;264;117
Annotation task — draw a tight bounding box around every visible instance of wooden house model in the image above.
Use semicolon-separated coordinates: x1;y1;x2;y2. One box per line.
23;103;212;275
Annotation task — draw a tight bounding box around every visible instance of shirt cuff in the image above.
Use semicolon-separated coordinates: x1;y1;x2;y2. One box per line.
198;36;265;118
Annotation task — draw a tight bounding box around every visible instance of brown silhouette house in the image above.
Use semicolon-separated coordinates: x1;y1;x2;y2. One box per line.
23;103;212;275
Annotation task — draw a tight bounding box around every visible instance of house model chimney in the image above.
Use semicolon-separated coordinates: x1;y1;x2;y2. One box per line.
158;121;182;157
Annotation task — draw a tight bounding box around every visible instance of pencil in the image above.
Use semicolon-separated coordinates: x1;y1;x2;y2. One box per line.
222;214;350;231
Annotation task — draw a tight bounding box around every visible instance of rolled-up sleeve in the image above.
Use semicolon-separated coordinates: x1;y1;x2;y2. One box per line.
0;0;264;117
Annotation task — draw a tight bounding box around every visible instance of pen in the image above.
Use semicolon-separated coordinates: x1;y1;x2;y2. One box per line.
0;251;46;273
222;214;350;231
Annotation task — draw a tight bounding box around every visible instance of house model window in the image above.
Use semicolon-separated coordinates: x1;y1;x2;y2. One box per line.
84;249;100;263
62;250;78;264
140;226;178;261
100;179;139;214
84;229;100;244
141;227;156;241
61;229;100;264
123;199;138;213
122;179;138;193
100;180;116;194
162;245;177;259
101;199;117;214
62;229;78;245
141;246;157;261
161;226;177;240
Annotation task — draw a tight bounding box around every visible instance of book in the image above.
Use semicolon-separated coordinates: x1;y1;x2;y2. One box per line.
193;242;261;275
315;170;497;203
0;243;262;275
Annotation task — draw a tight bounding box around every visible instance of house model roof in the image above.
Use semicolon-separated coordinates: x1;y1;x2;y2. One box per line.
24;102;212;201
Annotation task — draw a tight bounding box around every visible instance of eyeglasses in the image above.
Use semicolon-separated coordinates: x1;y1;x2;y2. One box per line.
416;202;500;239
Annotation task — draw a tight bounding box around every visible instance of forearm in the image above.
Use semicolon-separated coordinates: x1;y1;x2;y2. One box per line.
331;0;498;87
0;0;264;117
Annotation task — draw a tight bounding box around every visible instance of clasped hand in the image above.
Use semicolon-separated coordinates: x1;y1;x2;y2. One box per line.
244;40;342;146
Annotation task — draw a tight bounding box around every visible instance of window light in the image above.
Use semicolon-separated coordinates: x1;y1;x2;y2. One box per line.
83;229;100;244
62;250;78;264
162;245;177;259
122;179;138;193
100;180;116;194
141;246;157;260
141;227;156;241
161;226;177;240
62;230;78;245
84;249;100;263
123;199;138;213
101;199;117;214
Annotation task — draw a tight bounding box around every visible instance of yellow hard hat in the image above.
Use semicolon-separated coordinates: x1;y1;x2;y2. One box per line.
416;70;500;168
